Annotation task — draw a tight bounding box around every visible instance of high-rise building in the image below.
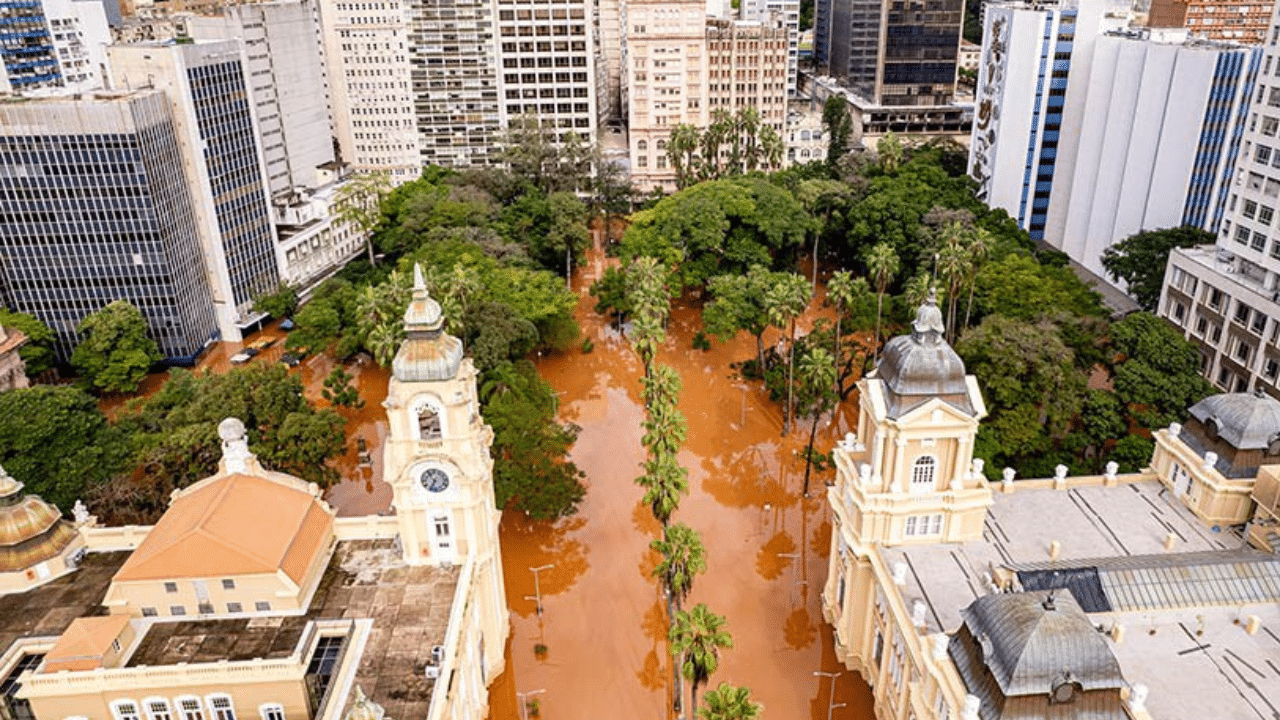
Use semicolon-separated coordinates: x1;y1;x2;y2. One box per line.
1149;0;1272;44
495;0;598;147
184;2;336;201
314;0;420;180
0;0;110;95
0;90;219;362
741;0;800;96
1159;5;1280;394
971;0;1258;288
109;40;280;342
815;0;962;107
623;0;790;191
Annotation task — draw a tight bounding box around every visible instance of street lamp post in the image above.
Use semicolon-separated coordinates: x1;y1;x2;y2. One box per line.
814;670;842;720
516;689;545;720
525;564;554;616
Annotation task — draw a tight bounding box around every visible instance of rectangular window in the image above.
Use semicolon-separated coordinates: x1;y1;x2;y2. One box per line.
1253;312;1268;335
113;703;141;720
141;607;158;617
170;606;186;616
1266;358;1279;379
208;697;236;720
1258;146;1273;165
1236;340;1253;362
164;582;178;593
1261;206;1276;226
260;707;284;720
1244;200;1258;219
1262;116;1279;136
221;579;236;590
227;602;243;613
1236;302;1254;324
146;700;173;720
255;601;271;612
1236;225;1252;245
178;699;204;720
1254;231;1268;251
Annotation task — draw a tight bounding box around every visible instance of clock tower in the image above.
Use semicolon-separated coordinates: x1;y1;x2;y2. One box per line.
383;264;509;680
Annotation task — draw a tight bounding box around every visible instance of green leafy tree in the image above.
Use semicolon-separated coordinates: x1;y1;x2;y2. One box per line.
589;267;632;330
334;170;393;266
322;366;364;408
877;131;903;174
826;271;871;396
1109;312;1216;430
822;96;853;165
703;265;786;373
464;301;539;373
670;604;734;720
482;360;586;519
699;683;762;720
0;386;129;512
70;300;162;394
796;179;854;293
863;242;900;364
253;284;300;320
1101;226;1212;311
972;255;1107;323
0;309;56;378
545;191;590;286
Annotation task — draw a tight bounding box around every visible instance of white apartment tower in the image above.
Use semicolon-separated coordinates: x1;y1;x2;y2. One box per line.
971;0;1259;288
315;0;421;180
740;0;799;96
0;0;110;95
1159;5;1280;395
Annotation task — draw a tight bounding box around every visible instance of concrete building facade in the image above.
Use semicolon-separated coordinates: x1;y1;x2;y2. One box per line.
971;0;1259;287
1159;5;1280;394
1149;0;1272;44
109;40;281;342
0;0;110;95
0;90;219;362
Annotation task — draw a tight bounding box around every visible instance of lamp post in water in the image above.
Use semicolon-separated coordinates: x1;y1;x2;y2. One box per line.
516;689;545;720
525;564;554;615
814;670;842;720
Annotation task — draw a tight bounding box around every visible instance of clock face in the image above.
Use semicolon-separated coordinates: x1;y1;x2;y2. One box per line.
420;468;450;493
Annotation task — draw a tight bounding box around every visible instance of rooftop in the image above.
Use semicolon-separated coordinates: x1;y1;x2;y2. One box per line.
125;540;459;719
0;552;127;654
882;479;1280;720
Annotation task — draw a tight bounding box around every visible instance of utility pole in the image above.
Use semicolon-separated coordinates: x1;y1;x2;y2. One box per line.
814;670;842;720
525;564;554;615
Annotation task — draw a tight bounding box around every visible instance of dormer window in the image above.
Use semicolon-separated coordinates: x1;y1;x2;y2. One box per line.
911;456;937;492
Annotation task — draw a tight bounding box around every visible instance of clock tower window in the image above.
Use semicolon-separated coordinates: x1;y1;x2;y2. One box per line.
418;405;442;441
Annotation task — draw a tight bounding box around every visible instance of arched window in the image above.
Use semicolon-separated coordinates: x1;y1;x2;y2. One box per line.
656;139;666;151
911;456;936;492
414;396;444;441
800;149;810;159
801;130;811;141
637;140;648;151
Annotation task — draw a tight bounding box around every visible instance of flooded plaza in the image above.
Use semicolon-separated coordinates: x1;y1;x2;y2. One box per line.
100;238;877;719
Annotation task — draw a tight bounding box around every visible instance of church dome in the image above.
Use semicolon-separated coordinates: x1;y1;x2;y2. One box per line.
0;465;79;573
393;264;464;382
874;291;973;418
1187;391;1280;451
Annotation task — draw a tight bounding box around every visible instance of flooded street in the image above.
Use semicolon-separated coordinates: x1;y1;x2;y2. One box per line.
484;240;876;719
99;236;877;719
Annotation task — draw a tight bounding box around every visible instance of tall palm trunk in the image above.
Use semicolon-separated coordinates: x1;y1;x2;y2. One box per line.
691;679;702;720
873;290;885;365
964;283;976;331
785;318;797;435
803;407;821;495
669;595;682;718
756;332;766;376
834;311;843;395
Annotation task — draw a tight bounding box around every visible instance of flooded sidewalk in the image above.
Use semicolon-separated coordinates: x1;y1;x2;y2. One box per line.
485;240;875;719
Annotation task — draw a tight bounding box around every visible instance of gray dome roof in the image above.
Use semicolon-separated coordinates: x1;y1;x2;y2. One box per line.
392;265;463;382
1187;392;1280;451
959;591;1124;696
874;292;973;418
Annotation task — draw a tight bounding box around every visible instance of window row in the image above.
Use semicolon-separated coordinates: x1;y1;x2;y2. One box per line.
109;696;282;720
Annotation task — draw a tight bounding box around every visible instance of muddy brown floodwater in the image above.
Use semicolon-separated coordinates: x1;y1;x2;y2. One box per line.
484;238;876;720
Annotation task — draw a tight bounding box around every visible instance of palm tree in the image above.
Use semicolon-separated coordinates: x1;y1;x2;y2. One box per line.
863;243;900;366
825;270;865;394
669;124;703;189
796;180;851;294
367;322;403;367
639;454;687;526
652;523;707;719
738;107;763;172
702;110;732;180
933;222;968;343
670;604;733;720
627;257;671;376
699;683;761;720
798;346;837;495
641;367;687;457
876;131;903;174
765;275;812;436
759;124;785;171
963;226;994;331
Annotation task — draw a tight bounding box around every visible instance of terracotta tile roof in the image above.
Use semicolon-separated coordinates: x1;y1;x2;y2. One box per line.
0;327;26;356
41;615;131;672
114;473;334;584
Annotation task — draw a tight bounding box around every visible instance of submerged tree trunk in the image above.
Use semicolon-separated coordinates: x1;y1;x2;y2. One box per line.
873;291;884;365
756;332;766;377
803;410;820;496
785;318;797;436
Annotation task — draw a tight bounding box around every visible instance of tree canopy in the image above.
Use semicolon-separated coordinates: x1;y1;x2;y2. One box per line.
1101;226;1213;311
0;309;56;378
70;300;162;394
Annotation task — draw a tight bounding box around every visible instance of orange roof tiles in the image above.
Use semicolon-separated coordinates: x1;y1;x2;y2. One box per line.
42;615;131;672
114;473;333;584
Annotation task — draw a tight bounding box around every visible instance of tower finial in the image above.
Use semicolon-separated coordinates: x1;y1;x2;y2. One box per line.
912;287;946;336
413;263;425;293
